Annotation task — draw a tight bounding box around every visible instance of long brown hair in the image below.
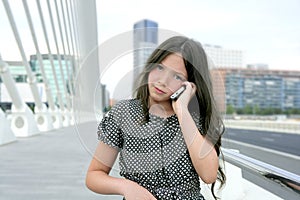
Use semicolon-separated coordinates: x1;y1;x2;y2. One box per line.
134;36;226;199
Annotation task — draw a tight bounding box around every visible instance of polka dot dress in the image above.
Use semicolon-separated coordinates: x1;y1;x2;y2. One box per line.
98;99;205;200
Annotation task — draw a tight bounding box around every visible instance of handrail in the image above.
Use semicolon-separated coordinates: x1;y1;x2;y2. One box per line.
222;148;300;199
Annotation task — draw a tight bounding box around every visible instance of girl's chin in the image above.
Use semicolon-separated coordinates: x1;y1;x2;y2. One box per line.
150;94;171;102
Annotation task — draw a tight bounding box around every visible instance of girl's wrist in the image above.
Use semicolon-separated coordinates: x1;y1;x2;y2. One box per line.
175;106;189;119
119;179;130;196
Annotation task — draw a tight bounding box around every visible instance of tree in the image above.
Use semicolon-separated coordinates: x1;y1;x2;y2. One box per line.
244;105;253;114
226;104;235;114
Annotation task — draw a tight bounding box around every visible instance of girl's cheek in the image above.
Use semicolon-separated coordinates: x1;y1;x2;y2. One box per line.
148;71;158;83
168;85;180;93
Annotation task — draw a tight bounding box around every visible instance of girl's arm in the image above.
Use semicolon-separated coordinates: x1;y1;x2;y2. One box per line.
86;141;157;199
177;108;218;184
86;141;126;194
172;82;219;184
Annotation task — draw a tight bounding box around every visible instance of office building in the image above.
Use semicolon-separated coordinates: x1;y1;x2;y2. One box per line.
203;44;244;68
0;61;46;111
29;54;74;105
211;68;300;113
133;19;158;88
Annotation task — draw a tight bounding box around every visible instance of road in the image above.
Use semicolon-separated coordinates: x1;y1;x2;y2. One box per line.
222;128;300;175
222;128;300;199
223;128;300;156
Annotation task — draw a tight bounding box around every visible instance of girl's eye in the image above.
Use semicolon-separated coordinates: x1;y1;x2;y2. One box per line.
157;64;164;71
174;74;184;81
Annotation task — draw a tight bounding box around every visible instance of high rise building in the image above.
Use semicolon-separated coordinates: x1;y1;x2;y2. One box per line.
203;44;244;68
247;63;269;70
133;19;158;90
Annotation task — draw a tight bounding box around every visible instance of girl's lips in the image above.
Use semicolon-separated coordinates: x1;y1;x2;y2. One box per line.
154;86;166;94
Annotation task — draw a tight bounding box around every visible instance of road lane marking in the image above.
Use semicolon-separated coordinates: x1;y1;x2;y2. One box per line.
223;138;300;160
261;137;275;142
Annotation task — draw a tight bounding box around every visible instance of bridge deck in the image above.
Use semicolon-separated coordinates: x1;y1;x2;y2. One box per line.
0;122;284;200
0;122;121;200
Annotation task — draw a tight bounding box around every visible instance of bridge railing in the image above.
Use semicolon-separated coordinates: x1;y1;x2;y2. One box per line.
221;148;300;200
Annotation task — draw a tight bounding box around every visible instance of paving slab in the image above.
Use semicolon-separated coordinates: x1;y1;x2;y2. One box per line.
0;122;122;200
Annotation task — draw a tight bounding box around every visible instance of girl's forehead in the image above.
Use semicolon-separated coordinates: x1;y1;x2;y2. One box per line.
161;53;187;76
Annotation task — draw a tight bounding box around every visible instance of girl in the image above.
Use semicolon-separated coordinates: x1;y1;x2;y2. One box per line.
86;36;226;199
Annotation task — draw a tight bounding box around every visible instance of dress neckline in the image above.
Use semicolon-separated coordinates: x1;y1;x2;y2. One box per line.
149;112;177;121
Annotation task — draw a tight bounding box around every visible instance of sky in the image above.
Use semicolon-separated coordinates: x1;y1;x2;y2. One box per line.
96;0;300;97
1;0;300;98
97;0;300;70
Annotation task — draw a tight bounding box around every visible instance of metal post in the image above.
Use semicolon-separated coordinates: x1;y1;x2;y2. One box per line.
68;0;81;98
66;0;78;87
2;0;44;110
69;0;80;63
73;0;101;123
2;0;44;135
46;0;70;126
22;0;54;131
61;0;76;124
60;0;74;98
36;0;63;129
54;0;73;124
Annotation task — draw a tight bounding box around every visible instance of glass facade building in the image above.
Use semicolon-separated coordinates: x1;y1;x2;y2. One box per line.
203;44;244;68
29;54;74;105
133;19;158;87
211;68;300;113
4;61;27;83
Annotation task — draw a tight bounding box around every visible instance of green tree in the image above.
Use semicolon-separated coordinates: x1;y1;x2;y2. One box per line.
244;105;253;114
226;104;235;114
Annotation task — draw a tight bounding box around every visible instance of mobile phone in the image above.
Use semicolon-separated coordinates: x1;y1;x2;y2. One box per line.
170;86;186;101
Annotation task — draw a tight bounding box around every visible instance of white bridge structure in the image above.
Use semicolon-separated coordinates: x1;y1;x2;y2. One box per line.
0;0;100;141
0;1;299;200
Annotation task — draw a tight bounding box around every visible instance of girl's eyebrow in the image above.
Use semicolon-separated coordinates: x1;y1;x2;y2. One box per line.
160;63;188;79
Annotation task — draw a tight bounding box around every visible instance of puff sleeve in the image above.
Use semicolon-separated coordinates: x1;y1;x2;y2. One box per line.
97;102;124;149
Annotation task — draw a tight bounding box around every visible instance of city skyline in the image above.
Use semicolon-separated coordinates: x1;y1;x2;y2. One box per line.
97;0;300;96
1;0;299;70
97;0;300;71
1;0;300;97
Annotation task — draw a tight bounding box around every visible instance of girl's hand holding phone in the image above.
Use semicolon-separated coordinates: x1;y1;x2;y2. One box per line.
171;82;197;115
170;85;186;100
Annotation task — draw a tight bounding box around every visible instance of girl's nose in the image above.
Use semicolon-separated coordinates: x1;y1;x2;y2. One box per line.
158;72;170;86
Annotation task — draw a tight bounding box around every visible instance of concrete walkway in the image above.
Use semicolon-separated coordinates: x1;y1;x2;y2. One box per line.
0;122;122;200
0;121;284;200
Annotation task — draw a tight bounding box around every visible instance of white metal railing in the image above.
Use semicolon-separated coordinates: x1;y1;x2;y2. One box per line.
222;148;300;199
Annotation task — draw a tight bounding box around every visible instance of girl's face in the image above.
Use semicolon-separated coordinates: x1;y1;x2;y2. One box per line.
148;53;188;103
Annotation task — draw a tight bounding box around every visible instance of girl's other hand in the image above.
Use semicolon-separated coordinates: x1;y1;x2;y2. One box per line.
123;179;157;200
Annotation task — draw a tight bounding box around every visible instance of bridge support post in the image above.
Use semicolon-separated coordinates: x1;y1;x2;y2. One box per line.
34;104;54;132
10;105;40;137
0;57;40;137
49;108;63;129
0;109;16;145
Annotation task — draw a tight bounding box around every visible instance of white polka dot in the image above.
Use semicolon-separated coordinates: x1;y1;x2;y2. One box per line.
98;99;205;199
